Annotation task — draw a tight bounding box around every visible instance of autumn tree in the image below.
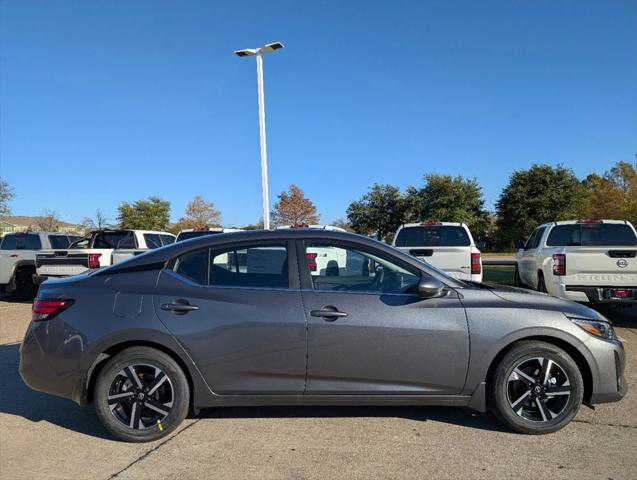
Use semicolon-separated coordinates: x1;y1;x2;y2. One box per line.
176;195;222;230
117;197;171;231
0;177;14;216
582;161;637;224
347;184;408;241
271;184;320;226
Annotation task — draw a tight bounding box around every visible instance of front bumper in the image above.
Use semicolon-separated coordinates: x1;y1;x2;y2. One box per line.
589;338;627;404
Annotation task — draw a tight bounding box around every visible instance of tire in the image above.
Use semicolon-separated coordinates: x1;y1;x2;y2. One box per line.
537;272;547;293
513;265;522;287
489;341;583;434
14;268;36;300
94;347;190;442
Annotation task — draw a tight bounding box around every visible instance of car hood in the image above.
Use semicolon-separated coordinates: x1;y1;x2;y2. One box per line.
476;283;606;321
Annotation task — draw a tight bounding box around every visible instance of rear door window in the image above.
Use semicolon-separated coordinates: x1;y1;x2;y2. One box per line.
210;244;289;289
160;235;175;246
175;249;209;285
395;226;470;247
143;234;162;249
547;224;637;246
48;235;72;249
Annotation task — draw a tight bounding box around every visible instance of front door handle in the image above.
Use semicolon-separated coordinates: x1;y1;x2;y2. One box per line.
161;300;199;315
310;306;348;321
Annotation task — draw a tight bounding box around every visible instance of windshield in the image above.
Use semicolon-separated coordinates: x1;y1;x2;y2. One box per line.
395;226;471;247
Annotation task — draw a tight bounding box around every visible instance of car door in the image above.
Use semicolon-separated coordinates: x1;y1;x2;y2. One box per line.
154;239;307;395
519;228;542;286
0;234;40;284
297;239;469;395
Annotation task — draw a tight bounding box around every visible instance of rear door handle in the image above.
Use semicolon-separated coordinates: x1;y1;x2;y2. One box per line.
161;301;199;314
310;306;348;321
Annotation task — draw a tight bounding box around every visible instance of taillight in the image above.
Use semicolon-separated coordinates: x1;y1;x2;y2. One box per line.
553;254;566;276
88;253;102;268
32;299;74;321
471;252;481;275
306;252;318;271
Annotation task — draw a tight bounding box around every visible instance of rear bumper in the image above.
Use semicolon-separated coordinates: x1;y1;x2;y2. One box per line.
565;285;637;305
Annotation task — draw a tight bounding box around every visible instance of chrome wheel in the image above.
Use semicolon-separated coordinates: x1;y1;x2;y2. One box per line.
107;364;174;430
507;357;571;422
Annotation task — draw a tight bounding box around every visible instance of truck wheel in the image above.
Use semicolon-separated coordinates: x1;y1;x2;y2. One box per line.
489;340;583;434
537;272;547;293
14;269;37;300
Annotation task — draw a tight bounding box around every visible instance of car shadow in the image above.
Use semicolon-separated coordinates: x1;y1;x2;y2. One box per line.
1;341;507;440
594;305;637;328
0;343;112;440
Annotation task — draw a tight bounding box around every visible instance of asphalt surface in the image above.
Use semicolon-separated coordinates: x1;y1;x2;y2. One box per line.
1;298;635;479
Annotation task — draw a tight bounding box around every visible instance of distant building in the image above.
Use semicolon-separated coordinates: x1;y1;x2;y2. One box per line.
0;216;85;236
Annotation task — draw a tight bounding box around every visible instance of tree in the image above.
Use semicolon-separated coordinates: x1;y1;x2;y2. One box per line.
582;161;637;225
347;184;408;241
405;174;488;231
117;196;171;230
0;177;15;216
496;164;586;246
175;195;221;230
271;184;320;226
81;209;109;230
34;209;61;232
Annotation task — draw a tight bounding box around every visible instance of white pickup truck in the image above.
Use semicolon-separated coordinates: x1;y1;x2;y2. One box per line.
0;231;81;298
392;221;483;282
35;229;175;283
515;219;637;304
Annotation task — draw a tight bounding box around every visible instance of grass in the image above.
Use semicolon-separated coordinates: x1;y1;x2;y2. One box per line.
482;265;515;286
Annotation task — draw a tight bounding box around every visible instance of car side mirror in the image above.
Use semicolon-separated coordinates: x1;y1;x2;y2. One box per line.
418;276;446;299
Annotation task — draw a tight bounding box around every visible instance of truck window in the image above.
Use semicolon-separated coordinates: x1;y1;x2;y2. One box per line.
0;234;41;250
48;235;72;249
395;226;470;247
531;227;546;249
547;224;637;247
143;234;162;249
160;234;175;246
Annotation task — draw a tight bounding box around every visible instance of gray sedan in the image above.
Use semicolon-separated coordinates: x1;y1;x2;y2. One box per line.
19;229;626;442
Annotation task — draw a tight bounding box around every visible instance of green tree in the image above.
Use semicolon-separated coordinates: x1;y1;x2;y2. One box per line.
583;161;637;224
347;184;408;241
496;164;586;246
117;196;171;231
405;174;488;231
0;177;15;216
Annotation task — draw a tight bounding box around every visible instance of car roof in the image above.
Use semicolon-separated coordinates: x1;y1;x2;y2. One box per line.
398;222;465;228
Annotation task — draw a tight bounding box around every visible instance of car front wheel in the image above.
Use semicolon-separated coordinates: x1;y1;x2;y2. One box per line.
94;346;190;442
490;341;583;434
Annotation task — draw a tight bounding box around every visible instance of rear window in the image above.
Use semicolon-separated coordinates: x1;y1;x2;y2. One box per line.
547;224;637;247
395;226;471;247
48;235;73;249
176;231;223;242
94;232;135;249
160;234;175;246
0;233;42;250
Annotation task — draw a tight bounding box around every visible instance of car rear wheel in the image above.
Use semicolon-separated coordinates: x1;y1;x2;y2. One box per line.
513;265;522;287
490;341;583;434
14;268;36;300
537;272;547;293
94;347;190;442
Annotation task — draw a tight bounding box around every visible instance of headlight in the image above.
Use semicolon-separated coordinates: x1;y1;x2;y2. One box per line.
569;317;617;341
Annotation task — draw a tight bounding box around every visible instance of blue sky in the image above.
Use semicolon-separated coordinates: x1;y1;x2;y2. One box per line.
1;0;635;226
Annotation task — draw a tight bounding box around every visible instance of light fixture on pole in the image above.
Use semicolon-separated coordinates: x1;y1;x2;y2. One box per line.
234;41;284;230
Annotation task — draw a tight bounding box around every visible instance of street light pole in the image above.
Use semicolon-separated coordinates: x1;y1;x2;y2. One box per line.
234;42;284;230
255;53;270;230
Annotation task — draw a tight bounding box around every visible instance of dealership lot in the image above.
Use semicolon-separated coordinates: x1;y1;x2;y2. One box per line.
1;298;635;480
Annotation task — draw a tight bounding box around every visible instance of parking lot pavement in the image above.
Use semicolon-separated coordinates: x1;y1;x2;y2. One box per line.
1;299;635;480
